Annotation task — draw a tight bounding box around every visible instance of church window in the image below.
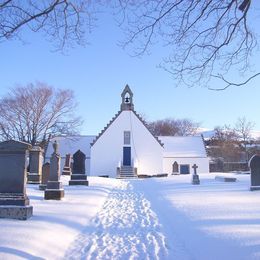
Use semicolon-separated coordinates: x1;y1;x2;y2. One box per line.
180;164;190;174
124;131;131;145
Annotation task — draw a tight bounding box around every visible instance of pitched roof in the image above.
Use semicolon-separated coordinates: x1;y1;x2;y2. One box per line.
158;136;207;157
132;110;164;147
91;85;163;147
91;110;164;147
91;110;122;146
121;84;133;97
45;135;96;158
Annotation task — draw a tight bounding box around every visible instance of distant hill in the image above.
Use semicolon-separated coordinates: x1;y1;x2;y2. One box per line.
197;128;260;140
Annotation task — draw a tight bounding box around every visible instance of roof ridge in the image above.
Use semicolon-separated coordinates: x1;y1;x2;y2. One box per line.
90;110;122;146
132;110;164;147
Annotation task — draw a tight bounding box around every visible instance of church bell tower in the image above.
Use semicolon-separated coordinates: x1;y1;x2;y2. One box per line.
120;84;134;111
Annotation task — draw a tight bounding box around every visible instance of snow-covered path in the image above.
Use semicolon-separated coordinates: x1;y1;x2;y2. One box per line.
1;174;260;259
64;181;168;259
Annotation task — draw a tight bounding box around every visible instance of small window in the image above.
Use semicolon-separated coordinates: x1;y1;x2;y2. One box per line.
180;164;190;174
124;131;131;145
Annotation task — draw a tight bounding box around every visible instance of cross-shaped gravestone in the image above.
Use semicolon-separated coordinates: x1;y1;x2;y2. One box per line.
192;164;200;185
192;164;198;175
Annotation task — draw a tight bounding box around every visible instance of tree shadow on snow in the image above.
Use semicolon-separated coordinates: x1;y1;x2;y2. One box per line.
0;246;44;260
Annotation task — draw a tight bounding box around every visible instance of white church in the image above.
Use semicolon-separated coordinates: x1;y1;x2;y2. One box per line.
45;85;209;178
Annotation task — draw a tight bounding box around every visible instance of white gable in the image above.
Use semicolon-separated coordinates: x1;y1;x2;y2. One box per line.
158;136;207;157
91;110;164;177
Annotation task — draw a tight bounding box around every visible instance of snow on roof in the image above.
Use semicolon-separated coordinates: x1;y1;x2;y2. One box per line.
158;135;207;157
45;135;96;159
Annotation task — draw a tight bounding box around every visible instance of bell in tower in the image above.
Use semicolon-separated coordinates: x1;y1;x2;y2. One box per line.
120;85;134;111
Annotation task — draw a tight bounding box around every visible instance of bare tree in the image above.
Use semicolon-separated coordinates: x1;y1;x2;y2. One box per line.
208;125;241;162
116;0;259;89
0;82;82;145
148;118;179;136
148;118;200;136
1;1;258;88
0;0;97;50
234;116;255;161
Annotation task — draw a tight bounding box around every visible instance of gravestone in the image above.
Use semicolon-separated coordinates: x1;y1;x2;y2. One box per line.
0;140;33;220
191;164;200;185
69;150;89;185
249;154;260;191
39;162;50;190
44;141;65;200
172;161;179;175
215;176;237;182
62;154;72;175
27;146;43;184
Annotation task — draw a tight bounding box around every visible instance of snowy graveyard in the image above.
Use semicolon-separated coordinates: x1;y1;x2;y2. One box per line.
1;173;260;259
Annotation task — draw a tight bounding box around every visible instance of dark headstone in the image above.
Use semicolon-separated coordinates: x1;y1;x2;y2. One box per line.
0;140;33;220
44;141;64;199
39;162;50;190
62;154;72;175
249;154;260;191
155;173;168;178
27;146;43;184
69;150;88;185
191;164;200;185
73;150;85;174
215;176;237;182
172;161;179;174
138;174;152;178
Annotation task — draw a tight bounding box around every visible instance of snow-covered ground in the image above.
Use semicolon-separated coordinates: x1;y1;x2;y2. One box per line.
1;173;260;259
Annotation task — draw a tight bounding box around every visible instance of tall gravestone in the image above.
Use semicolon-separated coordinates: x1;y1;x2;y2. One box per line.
249;154;260;191
191;164;200;185
0;140;33;220
27;146;43;184
69;150;89;185
62;154;72;175
44;141;65;200
39;162;50;190
172;161;179;174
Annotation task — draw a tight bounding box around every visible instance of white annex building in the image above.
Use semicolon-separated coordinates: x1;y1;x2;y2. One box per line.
46;85;209;178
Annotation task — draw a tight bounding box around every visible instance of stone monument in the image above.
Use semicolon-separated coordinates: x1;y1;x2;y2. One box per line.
44;141;64;200
0;140;33;220
249;154;260;191
62;154;72;175
39;162;50;190
69;150;89;185
27;146;43;184
191;164;200;185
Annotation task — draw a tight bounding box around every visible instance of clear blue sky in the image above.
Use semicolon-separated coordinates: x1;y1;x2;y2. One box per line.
0;9;260;135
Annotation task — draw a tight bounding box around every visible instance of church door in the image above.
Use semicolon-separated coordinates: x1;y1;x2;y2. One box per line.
123;147;131;166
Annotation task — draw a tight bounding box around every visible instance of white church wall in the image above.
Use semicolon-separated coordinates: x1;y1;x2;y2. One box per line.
91;111;163;177
163;157;209;174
